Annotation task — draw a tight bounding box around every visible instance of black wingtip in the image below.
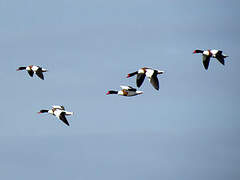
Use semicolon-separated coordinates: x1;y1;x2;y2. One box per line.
63;121;70;126
39;75;44;80
203;62;209;70
153;86;159;91
64;120;70;126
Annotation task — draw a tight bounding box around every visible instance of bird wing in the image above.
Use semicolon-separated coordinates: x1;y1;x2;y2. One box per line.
202;55;210;70
215;52;225;65
127;87;137;91
136;73;146;88
52;105;65;110
120;86;136;91
36;68;44;80
150;74;159;90
59;112;70;126
27;70;34;77
215;55;225;65
216;50;223;55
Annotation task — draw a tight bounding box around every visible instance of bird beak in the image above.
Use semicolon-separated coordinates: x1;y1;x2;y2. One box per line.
37;112;41;114
126;74;130;78
106;92;110;95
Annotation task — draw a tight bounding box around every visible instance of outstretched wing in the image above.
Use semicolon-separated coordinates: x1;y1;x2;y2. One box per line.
36;68;44;80
216;56;225;65
136;73;145;88
202;55;210;70
215;52;225;65
59;112;70;126
27;70;34;77
150;74;159;90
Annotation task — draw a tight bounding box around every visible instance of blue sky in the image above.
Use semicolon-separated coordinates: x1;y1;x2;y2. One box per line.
0;0;240;179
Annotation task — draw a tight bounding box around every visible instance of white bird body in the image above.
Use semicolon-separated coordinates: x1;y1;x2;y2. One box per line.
49;109;73;117
107;86;143;97
145;69;155;79
120;85;143;96
27;65;38;72
117;90;143;97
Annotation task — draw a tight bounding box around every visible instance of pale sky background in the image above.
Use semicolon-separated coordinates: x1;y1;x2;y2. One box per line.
0;0;240;179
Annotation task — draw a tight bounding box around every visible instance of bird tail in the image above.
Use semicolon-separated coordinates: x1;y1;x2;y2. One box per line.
136;91;143;94
157;70;164;74
65;111;73;116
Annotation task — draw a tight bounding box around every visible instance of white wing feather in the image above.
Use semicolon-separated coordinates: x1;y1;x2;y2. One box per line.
120;85;135;90
120;85;130;90
52;105;65;110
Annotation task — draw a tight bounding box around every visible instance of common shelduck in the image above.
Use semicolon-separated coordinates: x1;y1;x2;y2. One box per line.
38;105;73;126
17;65;47;80
127;67;164;90
193;49;228;70
106;86;143;97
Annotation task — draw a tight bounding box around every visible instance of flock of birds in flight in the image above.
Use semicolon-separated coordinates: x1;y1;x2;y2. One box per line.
17;49;228;126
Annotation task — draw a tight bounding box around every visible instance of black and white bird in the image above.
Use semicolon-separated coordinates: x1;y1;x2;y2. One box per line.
106;86;143;97
193;49;228;70
38;105;73;126
17;65;47;80
127;67;164;90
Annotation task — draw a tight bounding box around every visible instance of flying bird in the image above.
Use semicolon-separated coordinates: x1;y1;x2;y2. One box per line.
106;86;143;97
17;65;47;80
38;105;73;126
127;67;164;90
193;49;228;70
